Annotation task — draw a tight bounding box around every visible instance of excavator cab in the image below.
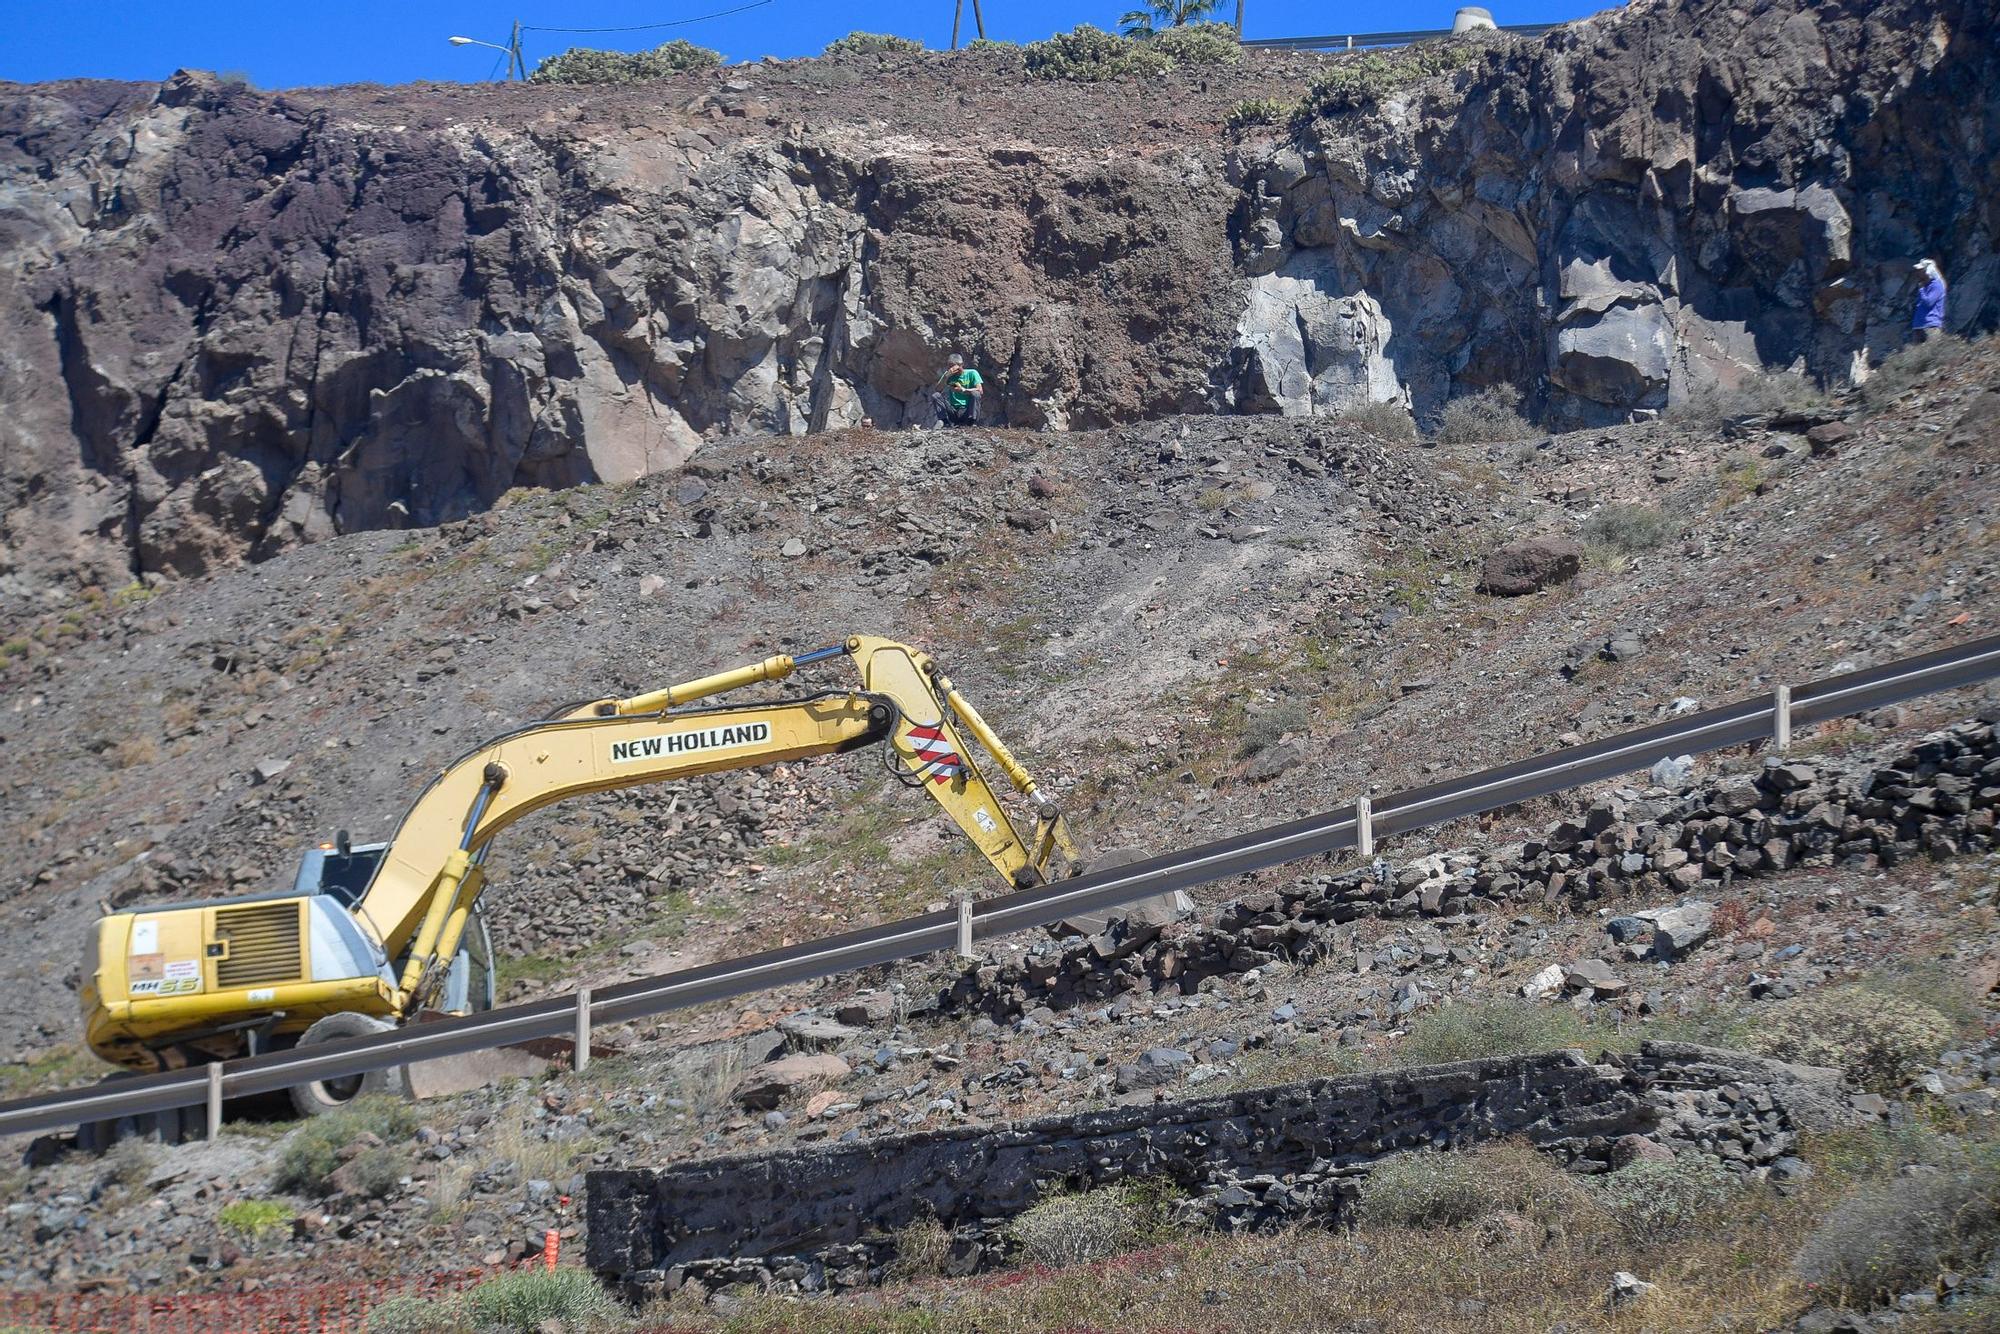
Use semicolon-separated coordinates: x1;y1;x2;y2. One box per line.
292;835;386;909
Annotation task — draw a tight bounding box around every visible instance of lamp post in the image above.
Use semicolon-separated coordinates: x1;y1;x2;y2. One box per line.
447;21;525;80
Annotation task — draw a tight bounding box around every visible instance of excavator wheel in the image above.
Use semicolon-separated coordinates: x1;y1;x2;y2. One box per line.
287;1012;408;1118
74;1070;146;1154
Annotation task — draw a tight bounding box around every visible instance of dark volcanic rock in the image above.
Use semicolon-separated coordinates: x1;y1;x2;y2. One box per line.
3;0;1996;595
1479;537;1584;596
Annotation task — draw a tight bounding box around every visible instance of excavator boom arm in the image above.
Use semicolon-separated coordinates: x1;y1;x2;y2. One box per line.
359;636;1080;1014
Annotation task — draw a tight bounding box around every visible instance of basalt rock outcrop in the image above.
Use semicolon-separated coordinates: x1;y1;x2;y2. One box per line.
2;0;1994;595
1231;0;1999;427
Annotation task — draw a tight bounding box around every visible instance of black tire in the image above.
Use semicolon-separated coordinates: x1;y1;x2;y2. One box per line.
76;1070;145;1154
287;1012;407;1118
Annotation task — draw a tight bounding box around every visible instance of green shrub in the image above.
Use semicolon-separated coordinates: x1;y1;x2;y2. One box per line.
1434;384;1534;444
1667;370;1826;426
1226;98;1288;130
1795;1166;2000;1304
1580;502;1672;556
1592;1156;1739;1238
1738;987;1954;1092
1357;1145;1592;1229
363;1294;462;1334
218;1199;295;1239
528;40;720;84
1007;1187;1143;1268
1335;400;1417;442
463;1269;623;1332
1294;40;1481;120
1025;25;1173;81
272;1095;419;1196
1150;22;1241;67
823;31;923;57
1395;998;1596;1066
963;38;1022;58
1863;335;1963;410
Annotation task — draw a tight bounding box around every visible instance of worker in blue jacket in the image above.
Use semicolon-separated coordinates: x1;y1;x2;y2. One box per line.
1911;258;1947;343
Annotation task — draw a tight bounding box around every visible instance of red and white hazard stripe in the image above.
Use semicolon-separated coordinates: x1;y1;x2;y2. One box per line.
905;723;966;784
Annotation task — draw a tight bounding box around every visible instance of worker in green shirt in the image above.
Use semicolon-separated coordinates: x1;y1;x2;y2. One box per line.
930;352;983;428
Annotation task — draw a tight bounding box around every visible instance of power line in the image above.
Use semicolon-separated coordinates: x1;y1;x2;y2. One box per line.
522;0;773;34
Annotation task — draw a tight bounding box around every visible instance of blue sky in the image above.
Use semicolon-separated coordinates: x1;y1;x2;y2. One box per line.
0;1;1606;88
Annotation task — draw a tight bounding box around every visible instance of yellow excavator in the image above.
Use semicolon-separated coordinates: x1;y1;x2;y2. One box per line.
79;635;1082;1115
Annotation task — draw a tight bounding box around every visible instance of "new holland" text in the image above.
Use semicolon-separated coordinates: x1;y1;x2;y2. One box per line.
609;722;772;764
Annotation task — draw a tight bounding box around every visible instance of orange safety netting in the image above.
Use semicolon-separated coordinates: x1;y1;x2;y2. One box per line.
0;1263;540;1333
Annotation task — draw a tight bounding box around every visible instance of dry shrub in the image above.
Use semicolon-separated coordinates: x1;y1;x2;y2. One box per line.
887;1215;955;1281
1592;1156;1740;1238
1336;400;1418;442
1580;502;1673;557
1740;986;1954;1091
1238;699;1308;757
1795;1165;2000;1304
100;1137;157;1190
1863;335;1964;410
1006;1187;1143;1268
1394;998;1596;1066
1667;370;1826;426
1434;385;1534;444
1356;1144;1593;1230
1711;898;1750;937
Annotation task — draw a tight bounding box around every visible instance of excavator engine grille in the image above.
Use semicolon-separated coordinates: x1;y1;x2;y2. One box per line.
214;903;304;988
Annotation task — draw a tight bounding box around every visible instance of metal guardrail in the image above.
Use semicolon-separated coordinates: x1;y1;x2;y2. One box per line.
1241;22;1558;51
3;632;1997;1141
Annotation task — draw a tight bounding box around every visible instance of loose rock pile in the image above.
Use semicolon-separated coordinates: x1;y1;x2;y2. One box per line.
940;717;2000;1020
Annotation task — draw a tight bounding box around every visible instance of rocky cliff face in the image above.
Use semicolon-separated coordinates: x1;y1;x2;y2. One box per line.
1234;0;1998;427
1;0;1993;594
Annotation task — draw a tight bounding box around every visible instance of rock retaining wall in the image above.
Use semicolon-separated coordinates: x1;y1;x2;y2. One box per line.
585;1041;1847;1296
941;717;2000;1021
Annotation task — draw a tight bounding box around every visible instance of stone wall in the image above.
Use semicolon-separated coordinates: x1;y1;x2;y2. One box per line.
939;716;2000;1022
585;1041;1847;1296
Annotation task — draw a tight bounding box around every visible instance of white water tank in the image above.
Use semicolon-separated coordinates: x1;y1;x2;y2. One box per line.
1453;6;1498;33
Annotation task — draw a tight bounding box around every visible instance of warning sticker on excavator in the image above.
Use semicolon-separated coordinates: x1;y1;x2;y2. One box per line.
905;723;966;785
609;722;772;764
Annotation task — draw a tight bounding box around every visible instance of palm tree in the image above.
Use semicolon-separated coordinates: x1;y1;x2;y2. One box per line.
1119;0;1220;37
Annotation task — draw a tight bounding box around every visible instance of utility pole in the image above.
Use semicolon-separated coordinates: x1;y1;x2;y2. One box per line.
510;18;526;80
952;0;963;49
1234;1;1245;36
970;0;986;40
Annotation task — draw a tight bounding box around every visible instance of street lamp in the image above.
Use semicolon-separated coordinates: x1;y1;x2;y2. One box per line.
447;23;526;80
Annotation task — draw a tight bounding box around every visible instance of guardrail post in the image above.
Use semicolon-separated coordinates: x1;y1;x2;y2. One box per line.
573;987;591;1073
205;1062;223;1140
956;891;974;959
1773;684;1793;754
1355;796;1374;857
